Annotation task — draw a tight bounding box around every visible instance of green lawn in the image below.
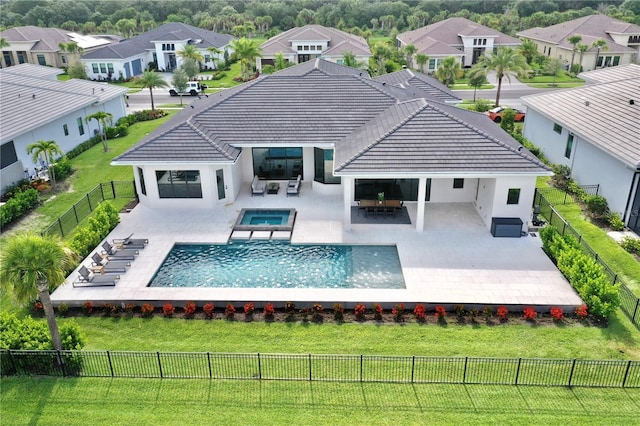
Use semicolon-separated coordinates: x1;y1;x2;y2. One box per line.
521;72;584;88
2;377;638;425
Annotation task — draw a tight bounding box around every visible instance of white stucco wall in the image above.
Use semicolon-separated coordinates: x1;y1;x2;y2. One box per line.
430;177;477;202
523;109;634;214
474;177;496;228
83;52;148;80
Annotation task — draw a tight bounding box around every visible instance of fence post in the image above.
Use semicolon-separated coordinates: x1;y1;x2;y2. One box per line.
622;360;632;388
308;354;312;382
411;356;415;383
360;355;363;382
99;183;105;201
72;205;79;223
633;299;640;324
568;359;577;387
56;350;66;377
157;352;163;378
463;357;468;384
515;358;522;385
257;353;261;380
563;191;568;204
7;350;17;375
107;351;114;377
111;181;116;198
86;194;92;211
207;352;212;379
57;218;64;237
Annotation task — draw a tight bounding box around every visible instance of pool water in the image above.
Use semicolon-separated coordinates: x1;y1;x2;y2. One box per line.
149;241;405;289
241;210;290;225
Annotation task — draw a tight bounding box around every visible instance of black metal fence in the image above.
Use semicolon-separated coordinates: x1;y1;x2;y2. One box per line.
535;185;599;206
533;189;640;329
42;181;136;238
1;350;638;388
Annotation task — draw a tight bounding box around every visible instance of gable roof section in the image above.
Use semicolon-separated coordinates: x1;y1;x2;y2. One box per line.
260;24;370;56
522;78;640;168
1;63;63;79
0;26;112;51
517;15;640;53
335;100;548;174
0;68;127;142
397;17;521;53
578;63;640;84
373;69;460;104
271;57;369;77
82;22;234;60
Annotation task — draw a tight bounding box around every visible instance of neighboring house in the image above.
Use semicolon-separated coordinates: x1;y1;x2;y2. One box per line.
396;17;521;72
517;15;640;72
0;64;128;194
257;25;371;71
521;65;640;233
0;26;117;69
113;59;550;233
81;22;235;80
578;63;640;84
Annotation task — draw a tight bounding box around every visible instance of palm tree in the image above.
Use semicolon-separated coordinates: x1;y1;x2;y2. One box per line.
403;44;417;69
576;43;589;73
230;37;262;81
0;233;77;351
207;46;223;70
0;37;9;49
518;39;538;65
467;65;488;102
136;71;168;111
341;51;365;70
85;111;113;152
477;47;530;106
371;42;391;76
176;44;204;68
435;56;461;87
274;52;289;70
26;140;63;188
592;39;608;69
567;34;582;73
415;54;429;73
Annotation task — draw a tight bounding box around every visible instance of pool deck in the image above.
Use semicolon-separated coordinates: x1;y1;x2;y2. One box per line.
52;184;583;310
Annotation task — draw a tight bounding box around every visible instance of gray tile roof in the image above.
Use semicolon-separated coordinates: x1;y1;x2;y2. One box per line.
578;63;640;84
261;25;370;57
517;15;640;53
521;78;640;168
115;59;548;176
82;22;234;60
0;26;112;51
397;17;521;55
0;63;63;79
335;100;548;174
0;67;128;142
373;69;461;104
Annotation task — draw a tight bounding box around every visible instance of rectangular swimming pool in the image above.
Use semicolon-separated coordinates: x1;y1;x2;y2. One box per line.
149;241;405;289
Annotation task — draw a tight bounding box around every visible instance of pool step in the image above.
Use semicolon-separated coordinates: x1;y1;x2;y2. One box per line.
229;230;292;242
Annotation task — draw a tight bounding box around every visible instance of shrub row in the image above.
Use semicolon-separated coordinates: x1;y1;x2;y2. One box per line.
73;301;587;324
620;236;640;256
540;225;620;320
0;312;84;351
68;201;120;259
0;188;39;228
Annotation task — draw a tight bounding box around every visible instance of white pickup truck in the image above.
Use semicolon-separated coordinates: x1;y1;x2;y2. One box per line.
168;81;207;96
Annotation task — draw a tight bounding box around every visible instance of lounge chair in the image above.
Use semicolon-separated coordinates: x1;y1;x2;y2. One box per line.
91;252;130;273
286;174;301;197
112;233;148;249
251;175;266;196
73;265;118;287
101;241;138;260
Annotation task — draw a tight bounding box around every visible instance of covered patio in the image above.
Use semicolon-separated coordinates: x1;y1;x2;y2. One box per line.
52;186;583;311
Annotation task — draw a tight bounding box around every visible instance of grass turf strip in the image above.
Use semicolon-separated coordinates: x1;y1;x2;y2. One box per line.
2;377;639;425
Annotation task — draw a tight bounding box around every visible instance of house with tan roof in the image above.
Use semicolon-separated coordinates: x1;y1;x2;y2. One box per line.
0;64;128;194
517;15;640;72
257;25;371;71
113;59;550;233
0;25;118;69
521;64;640;233
396;17;521;72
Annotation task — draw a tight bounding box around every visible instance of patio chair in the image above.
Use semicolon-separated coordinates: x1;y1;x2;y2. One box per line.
101;241;138;260
251;175;266;196
286;175;301;197
91;252;130;273
112;233;148;249
73;265;119;287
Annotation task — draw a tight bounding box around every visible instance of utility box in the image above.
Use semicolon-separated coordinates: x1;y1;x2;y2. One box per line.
491;217;523;238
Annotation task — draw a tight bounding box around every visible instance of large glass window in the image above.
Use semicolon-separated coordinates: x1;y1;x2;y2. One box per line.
1;141;18;169
155;170;202;198
92;63;99;73
314;148;340;184
77;117;84;135
253;147;302;180
355;179;427;201
99;63;107;73
565;134;574;159
138;167;146;196
507;188;521;205
36;54;46;65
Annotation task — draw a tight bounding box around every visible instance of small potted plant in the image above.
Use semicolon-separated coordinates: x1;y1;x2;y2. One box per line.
377;192;385;204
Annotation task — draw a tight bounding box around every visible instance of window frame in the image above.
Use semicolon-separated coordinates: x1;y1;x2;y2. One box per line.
453;178;464;189
553;123;562;134
507;188;521;205
565;133;574;159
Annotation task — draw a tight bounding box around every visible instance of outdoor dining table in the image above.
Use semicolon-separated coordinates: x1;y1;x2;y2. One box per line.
359;199;403;216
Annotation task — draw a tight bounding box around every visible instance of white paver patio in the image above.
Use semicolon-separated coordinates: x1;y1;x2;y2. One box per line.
52;184;583;310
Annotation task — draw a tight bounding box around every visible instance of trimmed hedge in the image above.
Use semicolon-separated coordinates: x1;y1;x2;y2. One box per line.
0;312;85;351
0;188;39;228
540;226;620;320
68;201;120;258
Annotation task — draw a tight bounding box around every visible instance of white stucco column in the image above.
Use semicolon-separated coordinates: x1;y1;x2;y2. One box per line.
416;177;426;232
343;176;354;231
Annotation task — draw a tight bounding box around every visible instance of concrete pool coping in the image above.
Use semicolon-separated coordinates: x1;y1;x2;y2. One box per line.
51;191;583;310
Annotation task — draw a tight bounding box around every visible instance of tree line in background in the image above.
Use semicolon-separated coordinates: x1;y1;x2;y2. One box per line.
1;0;639;38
